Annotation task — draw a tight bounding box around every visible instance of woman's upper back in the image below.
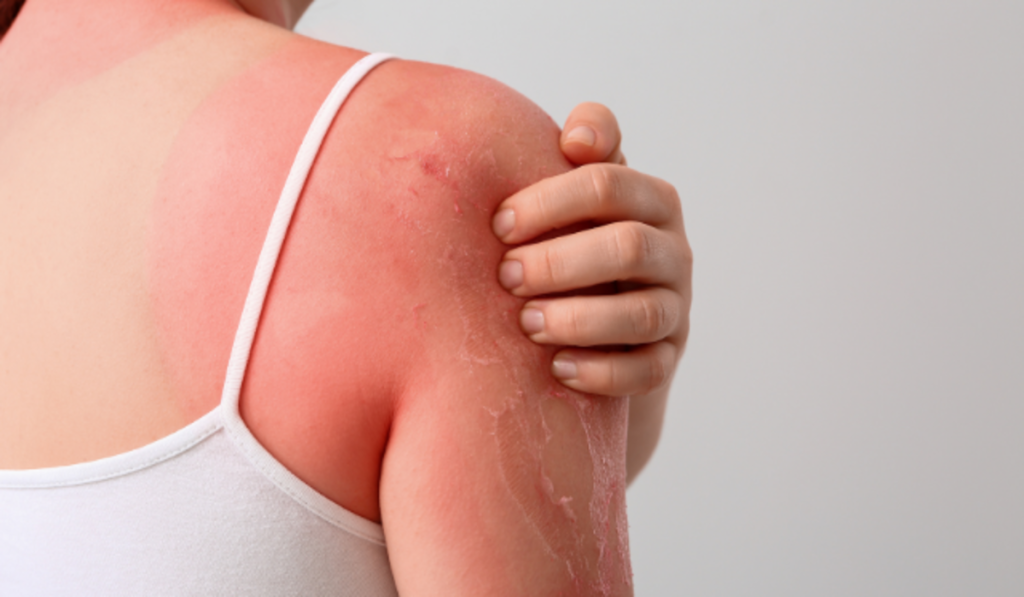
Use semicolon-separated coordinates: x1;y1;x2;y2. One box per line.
0;3;387;509
0;2;633;594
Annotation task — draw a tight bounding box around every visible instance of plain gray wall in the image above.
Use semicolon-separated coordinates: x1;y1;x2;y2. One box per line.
297;1;1024;594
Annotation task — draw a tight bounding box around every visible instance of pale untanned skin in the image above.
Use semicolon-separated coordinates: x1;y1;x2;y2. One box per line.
0;1;632;595
0;0;261;466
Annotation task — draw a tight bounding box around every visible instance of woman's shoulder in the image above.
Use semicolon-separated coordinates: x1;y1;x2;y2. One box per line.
237;44;575;522
278;46;577;387
297;51;577;394
309;56;633;596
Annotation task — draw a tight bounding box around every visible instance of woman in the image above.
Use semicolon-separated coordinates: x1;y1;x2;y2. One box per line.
0;0;692;594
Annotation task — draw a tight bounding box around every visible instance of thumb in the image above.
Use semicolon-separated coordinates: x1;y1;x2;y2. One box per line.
560;102;626;166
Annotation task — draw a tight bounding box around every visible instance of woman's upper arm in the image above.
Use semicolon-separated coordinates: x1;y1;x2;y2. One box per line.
382;357;631;596
372;64;633;596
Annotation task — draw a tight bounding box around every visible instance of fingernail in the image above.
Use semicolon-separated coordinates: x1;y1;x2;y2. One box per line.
552;356;578;380
499;260;524;290
492;209;515;238
520;308;544;334
565;125;596;147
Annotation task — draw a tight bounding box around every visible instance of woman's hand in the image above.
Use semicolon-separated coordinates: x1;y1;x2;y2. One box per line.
492;102;692;481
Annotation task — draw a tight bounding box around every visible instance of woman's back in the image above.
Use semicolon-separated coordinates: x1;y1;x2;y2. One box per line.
0;4;388;512
0;2;633;595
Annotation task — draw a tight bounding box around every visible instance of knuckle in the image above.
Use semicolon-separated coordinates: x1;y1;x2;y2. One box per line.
611;222;652;272
682;245;694;270
652;177;685;227
533;184;558;223
538;247;562;287
656;177;682;211
632;296;675;340
671;235;694;272
588;164;621;212
562;303;587;340
681;237;694;265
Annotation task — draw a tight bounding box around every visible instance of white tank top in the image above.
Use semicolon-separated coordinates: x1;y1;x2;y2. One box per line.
0;52;399;596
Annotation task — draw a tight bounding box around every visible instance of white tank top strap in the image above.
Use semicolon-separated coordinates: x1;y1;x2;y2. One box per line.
1;52;401;597
217;51;394;539
221;51;394;417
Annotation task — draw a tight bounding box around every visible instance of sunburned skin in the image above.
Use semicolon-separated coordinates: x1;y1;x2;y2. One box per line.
426;158;631;592
493;390;631;594
381;84;633;592
1;2;635;590
439;235;632;594
486;365;631;595
150;30;412;519
150;33;360;419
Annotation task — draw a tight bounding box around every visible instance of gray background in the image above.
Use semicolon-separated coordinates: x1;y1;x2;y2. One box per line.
297;1;1024;594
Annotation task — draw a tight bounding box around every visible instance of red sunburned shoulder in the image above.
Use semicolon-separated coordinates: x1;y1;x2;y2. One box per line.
356;64;634;594
237;59;578;523
155;47;596;532
375;243;635;589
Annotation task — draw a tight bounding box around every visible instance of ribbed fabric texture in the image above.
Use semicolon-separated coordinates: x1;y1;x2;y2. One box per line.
0;52;399;596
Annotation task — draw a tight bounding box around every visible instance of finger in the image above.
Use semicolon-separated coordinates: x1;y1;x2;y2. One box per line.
551;342;678;397
519;289;685;347
560;102;625;166
498;221;685;296
492;164;680;245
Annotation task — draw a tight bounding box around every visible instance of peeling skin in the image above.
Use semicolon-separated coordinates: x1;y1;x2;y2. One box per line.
3;2;632;590
149;32;624;574
12;8;628;578
370;76;633;591
429;168;632;592
493;387;630;595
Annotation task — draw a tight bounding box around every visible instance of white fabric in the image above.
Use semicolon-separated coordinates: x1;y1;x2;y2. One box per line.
0;52;399;596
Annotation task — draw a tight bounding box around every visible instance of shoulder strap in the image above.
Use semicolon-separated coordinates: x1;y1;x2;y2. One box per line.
220;52;394;423
215;52;395;542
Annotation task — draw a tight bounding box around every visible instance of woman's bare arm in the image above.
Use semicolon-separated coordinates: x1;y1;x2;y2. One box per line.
371;64;633;596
